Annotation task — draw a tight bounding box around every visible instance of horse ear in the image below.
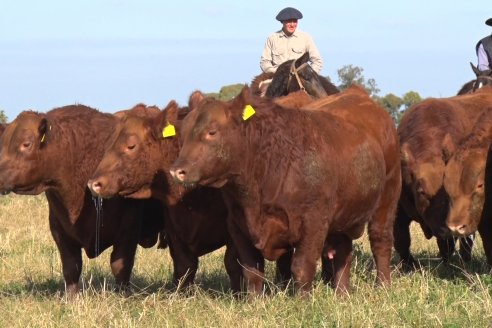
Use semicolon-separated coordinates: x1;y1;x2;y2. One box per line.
297;52;310;66
470;62;481;77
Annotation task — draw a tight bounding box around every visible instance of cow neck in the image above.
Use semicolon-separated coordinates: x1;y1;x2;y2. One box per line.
46;115;116;224
159;135;183;205
234;105;297;206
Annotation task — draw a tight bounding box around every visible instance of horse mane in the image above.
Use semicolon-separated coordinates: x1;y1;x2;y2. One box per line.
250;72;274;96
457;80;475;95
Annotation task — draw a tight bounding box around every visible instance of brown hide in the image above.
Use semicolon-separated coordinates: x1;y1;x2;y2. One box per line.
0;106;165;295
171;84;401;294
395;87;492;266
88;102;242;291
442;103;492;265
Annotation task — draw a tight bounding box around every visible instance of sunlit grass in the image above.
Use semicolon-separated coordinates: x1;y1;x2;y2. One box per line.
0;194;491;327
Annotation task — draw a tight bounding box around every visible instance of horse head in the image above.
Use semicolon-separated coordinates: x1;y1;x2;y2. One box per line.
471;62;492;92
266;52;338;98
457;62;492;95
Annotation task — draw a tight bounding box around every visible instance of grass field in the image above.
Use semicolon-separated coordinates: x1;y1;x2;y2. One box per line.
0;194;491;327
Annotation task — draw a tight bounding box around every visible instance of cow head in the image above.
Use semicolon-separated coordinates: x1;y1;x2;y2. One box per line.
443;146;488;237
88;102;182;199
400;140;452;235
0;111;53;195
170;86;252;188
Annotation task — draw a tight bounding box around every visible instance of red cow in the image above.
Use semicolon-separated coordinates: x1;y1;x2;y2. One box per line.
442;103;492;266
0;106;165;296
87;100;247;291
396;87;492;268
170;85;401;294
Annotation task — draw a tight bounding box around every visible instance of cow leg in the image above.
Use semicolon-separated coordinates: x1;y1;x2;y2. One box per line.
222;195;265;295
321;254;335;286
275;248;293;289
110;241;138;292
479;220;492;268
233;244;265;295
458;235;474;262
369;196;397;286
224;241;242;293
393;206;418;270
436;236;456;262
49;214;82;297
290;239;323;295
166;235;199;289
333;236;353;295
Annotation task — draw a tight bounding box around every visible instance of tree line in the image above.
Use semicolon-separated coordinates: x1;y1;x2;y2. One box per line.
0;65;422;125
208;64;424;125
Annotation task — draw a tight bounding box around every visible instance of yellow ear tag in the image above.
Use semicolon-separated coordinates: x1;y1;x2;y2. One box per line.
40;126;51;143
162;123;176;138
242;104;256;121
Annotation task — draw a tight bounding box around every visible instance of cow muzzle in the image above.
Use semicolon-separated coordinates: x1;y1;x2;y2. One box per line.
169;167;187;183
447;222;468;237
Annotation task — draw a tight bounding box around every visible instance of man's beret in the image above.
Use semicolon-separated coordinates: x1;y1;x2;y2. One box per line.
276;7;303;22
486;18;492;26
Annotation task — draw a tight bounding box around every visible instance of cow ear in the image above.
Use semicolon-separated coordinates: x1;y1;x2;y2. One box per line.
152;100;179;140
400;142;415;168
38;117;49;146
442;133;456;163
188;90;205;111
231;85;254;120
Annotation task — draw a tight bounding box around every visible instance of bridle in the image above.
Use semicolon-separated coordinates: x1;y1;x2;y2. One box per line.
472;74;492;91
287;60;309;93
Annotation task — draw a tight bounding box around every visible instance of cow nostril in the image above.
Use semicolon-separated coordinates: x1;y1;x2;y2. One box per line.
89;180;102;193
449;223;467;234
176;169;186;180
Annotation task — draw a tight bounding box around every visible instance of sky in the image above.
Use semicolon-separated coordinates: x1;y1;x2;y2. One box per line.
0;0;490;122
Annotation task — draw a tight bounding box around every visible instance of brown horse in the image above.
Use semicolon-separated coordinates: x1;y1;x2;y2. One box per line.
457;62;492;95
251;52;339;98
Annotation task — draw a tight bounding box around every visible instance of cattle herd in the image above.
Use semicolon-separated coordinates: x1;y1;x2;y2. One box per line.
1;77;492;299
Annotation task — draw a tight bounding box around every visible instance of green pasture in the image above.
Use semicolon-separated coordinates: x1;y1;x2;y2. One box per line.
0;194;491;327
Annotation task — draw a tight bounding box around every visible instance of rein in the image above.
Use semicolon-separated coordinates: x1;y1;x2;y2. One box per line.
287;61;309;93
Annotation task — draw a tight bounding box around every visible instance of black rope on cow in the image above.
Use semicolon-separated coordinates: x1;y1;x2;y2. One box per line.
93;196;104;257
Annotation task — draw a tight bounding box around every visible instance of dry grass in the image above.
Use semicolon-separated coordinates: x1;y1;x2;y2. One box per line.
0;194;491;327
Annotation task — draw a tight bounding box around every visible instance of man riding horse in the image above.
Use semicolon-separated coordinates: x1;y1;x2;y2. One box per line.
258;7;323;94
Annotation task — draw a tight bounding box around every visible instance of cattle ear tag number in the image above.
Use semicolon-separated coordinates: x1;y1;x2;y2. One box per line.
242;104;256;121
162;123;176;138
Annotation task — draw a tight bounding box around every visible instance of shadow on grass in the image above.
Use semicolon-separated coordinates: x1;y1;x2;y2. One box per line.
391;247;492;287
0;266;237;299
1;246;490;299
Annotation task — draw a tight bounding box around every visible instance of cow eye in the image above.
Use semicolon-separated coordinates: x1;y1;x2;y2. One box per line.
126;144;136;151
21;141;32;150
205;129;218;140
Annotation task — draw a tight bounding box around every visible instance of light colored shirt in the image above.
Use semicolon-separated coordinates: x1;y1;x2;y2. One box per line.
260;29;323;74
477;43;490;71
